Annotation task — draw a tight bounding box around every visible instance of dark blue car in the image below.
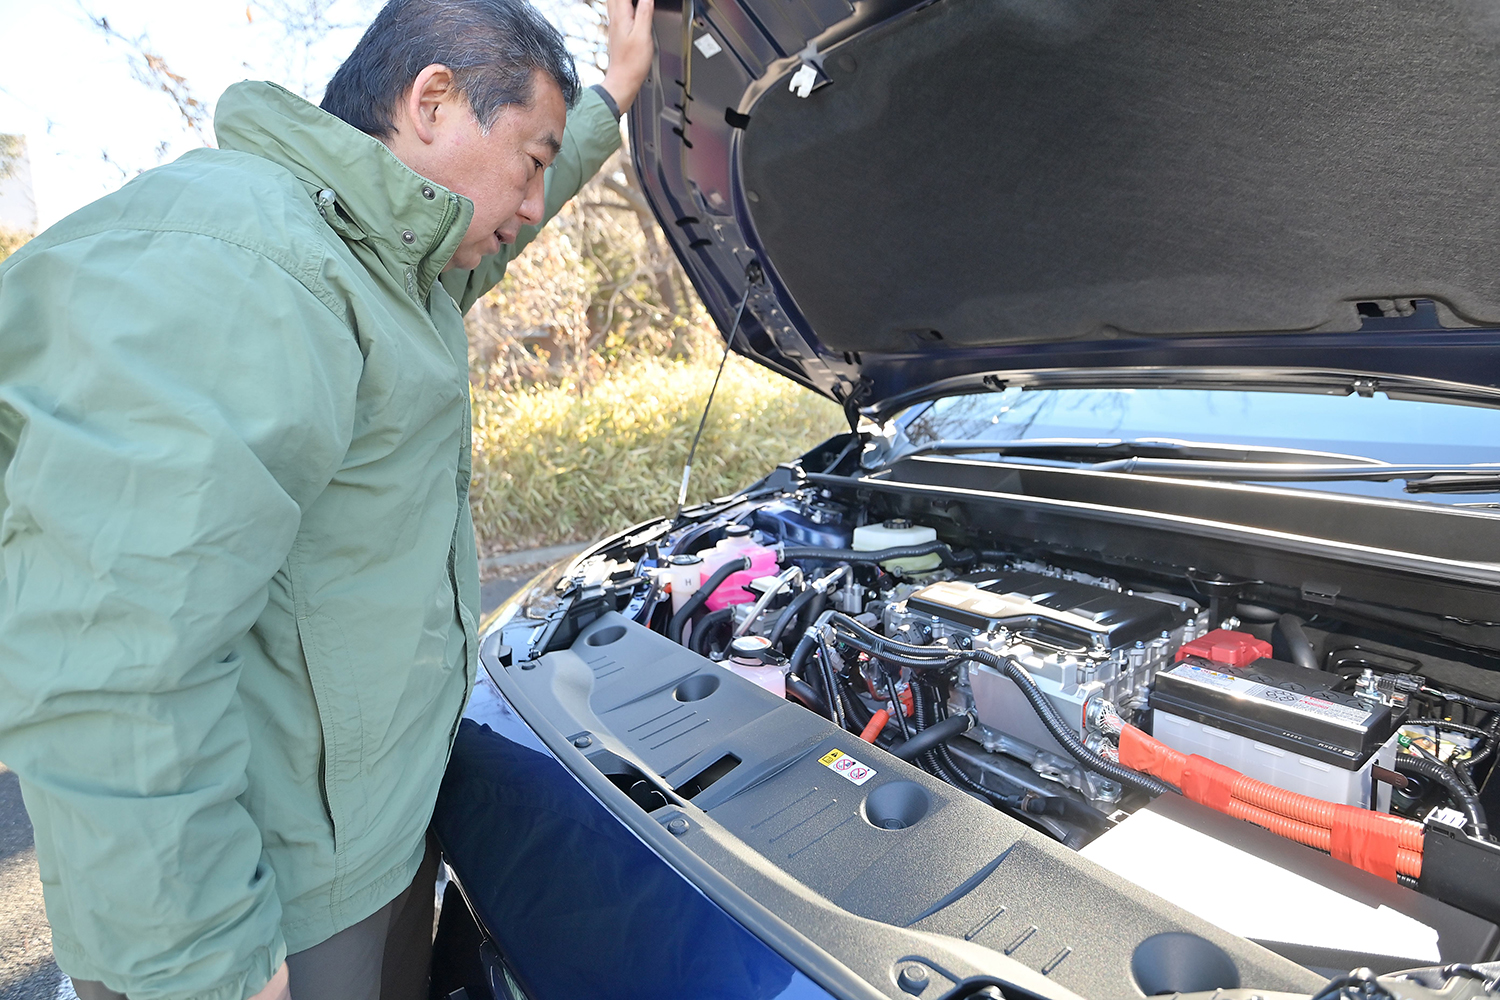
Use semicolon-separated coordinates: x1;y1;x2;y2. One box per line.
431;1;1500;997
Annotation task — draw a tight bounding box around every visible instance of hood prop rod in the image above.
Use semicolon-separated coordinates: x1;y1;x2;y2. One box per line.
675;265;760;517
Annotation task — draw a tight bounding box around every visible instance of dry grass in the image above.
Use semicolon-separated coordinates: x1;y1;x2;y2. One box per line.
0;228;31;264
469;353;845;553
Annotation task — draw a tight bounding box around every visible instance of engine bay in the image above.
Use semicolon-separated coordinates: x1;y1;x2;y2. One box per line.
486;451;1500;995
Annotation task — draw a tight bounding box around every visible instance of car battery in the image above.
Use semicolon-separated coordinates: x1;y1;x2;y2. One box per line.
1150;655;1400;809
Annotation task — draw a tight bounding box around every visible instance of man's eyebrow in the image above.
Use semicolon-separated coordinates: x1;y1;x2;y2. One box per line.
541;133;562;157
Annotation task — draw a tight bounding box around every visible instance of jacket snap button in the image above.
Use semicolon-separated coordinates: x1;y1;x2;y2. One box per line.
401;230;416;244
421;186;435;200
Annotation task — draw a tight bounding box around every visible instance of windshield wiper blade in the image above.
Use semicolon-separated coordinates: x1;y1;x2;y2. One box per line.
1403;474;1500;494
898;437;1383;466
1086;457;1500;487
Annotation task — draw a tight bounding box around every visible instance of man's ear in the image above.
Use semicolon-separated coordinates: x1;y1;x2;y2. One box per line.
403;63;457;145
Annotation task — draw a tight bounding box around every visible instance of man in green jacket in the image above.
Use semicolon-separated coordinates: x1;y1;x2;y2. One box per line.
0;0;654;996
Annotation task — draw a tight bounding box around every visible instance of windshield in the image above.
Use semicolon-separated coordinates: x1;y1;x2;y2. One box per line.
890;387;1500;504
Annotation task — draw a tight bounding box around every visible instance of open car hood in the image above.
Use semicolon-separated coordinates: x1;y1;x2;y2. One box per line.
628;0;1500;415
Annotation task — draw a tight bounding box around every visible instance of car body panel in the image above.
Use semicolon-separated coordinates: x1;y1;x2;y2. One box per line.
433;670;837;1000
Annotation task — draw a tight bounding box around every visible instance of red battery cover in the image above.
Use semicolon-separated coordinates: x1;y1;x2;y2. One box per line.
1173;628;1273;668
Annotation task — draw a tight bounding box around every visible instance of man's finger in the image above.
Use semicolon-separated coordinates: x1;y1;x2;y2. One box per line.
632;0;655;39
607;0;634;33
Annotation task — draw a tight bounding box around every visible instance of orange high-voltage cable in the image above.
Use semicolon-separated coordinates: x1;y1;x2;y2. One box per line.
1118;724;1423;881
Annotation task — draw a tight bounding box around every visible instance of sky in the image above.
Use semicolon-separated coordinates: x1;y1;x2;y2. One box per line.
0;0;604;230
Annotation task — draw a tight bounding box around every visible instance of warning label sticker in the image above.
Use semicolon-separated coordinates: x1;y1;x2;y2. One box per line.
1167;663;1374;729
818;748;877;786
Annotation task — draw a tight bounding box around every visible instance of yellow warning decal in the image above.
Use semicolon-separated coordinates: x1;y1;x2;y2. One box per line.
818;747;877;785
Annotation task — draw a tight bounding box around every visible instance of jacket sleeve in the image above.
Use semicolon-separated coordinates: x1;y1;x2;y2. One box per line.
0;230;362;1000
440;85;623;314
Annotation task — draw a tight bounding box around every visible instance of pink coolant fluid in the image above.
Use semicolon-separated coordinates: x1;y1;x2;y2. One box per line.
699;525;778;611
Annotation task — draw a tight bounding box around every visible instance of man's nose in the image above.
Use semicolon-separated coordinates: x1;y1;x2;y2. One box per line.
517;172;545;226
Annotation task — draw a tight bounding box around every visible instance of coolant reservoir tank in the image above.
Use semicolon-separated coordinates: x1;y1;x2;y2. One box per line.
700;525;778;610
852;519;941;572
724;636;786;698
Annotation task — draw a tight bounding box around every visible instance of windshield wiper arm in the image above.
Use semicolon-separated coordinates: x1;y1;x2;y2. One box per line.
898;437;1384;466
893;438;1500;490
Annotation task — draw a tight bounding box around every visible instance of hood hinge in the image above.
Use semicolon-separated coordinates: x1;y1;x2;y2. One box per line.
834;377;874;433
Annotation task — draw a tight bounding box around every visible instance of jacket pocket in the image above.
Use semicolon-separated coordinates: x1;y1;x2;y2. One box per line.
294;609;365;855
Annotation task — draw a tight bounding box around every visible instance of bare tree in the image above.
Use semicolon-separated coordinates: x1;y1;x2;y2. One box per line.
85;13;213;143
539;0;690;330
247;0;379;99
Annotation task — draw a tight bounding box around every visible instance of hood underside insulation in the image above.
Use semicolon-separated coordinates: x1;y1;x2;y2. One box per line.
740;0;1500;353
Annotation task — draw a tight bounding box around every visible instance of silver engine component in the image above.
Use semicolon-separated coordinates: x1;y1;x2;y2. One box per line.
885;568;1206;803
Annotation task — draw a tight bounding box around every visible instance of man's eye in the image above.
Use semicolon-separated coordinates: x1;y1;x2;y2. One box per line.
532;157;545;172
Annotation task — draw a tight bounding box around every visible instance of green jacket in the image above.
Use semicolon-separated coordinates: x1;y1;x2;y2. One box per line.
0;81;619;1000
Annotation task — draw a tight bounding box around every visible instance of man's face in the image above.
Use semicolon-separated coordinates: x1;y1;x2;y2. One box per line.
385;67;568;272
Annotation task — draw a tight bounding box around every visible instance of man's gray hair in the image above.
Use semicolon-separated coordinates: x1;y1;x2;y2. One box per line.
321;0;580;138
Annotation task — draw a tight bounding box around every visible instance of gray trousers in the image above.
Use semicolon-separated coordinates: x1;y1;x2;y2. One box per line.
73;836;439;1000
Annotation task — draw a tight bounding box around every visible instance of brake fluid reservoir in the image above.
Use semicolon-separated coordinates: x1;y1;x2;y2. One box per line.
852;519;941;572
700;525;778;610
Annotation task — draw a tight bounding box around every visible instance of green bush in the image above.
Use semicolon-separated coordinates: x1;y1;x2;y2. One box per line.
469;354;845;552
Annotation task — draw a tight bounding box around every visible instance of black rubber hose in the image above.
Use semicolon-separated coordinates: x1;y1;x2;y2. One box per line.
687;607;735;657
1396;753;1490;839
821;613;1174;797
1276;614;1320;671
881;669;913;742
786;625;841;726
785;676;825;714
780;541;973;569
666;556;751;644
816;632;848;730
907;686;1042;819
909;682;944;775
766;588;817;647
788;629;818;679
893;711;974;761
803;589;829;639
1235;602;1282;623
837;672;874;729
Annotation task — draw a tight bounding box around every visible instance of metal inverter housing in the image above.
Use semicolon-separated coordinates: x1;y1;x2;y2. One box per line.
891;571;1205;803
1151;656;1400;808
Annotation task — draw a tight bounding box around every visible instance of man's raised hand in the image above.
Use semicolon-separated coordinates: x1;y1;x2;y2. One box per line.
601;0;657;112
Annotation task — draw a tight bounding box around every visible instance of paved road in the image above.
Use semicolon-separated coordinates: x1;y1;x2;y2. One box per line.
0;573;540;999
0;764;61;1000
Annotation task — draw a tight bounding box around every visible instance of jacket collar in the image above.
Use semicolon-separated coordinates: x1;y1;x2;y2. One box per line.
214;81;473;302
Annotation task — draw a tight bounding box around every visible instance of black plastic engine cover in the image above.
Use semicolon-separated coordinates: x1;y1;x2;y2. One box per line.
907;570;1189;650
